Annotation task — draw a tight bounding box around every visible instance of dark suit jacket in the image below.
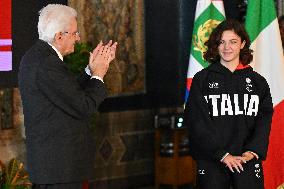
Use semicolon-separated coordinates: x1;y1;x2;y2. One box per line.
18;40;107;184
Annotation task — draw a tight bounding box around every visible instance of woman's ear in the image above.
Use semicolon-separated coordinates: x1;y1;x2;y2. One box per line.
241;40;246;49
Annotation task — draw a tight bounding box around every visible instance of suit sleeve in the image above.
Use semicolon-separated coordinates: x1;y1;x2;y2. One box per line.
244;78;273;160
184;74;227;161
76;71;92;89
35;56;107;119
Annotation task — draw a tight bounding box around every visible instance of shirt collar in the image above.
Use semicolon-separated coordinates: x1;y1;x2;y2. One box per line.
48;43;64;61
235;63;250;70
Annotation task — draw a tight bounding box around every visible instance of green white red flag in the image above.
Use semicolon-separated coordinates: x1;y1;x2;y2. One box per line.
185;0;225;101
245;0;284;188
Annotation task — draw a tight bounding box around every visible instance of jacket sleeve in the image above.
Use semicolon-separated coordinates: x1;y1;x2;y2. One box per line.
244;78;273;160
35;56;107;119
184;74;227;161
76;71;92;89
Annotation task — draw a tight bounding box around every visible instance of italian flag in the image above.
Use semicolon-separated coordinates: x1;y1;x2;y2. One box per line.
245;0;284;188
185;0;225;101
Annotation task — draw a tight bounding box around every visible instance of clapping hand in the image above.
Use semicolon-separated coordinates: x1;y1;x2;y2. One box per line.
89;40;118;79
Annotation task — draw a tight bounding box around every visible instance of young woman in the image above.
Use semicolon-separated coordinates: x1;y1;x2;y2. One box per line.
184;19;273;189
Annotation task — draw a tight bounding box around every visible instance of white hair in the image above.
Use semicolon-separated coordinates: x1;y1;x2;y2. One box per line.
38;4;77;43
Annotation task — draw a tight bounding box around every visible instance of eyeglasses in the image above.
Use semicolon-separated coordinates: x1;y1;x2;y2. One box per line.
63;31;80;36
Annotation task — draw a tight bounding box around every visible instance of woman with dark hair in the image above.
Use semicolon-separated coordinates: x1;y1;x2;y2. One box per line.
184;19;273;189
203;19;253;66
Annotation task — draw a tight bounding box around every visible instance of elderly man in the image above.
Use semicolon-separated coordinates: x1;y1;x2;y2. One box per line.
18;4;117;189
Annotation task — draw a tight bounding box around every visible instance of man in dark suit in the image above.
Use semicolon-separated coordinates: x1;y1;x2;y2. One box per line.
18;4;117;189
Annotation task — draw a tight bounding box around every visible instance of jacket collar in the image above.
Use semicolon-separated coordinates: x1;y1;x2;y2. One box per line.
36;40;60;58
208;62;252;75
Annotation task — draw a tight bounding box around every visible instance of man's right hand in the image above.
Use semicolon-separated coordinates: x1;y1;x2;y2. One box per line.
89;40;117;79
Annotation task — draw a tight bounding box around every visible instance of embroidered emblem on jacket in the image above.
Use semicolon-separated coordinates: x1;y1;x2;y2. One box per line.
198;169;206;175
254;163;261;178
246;77;253;92
209;82;219;89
